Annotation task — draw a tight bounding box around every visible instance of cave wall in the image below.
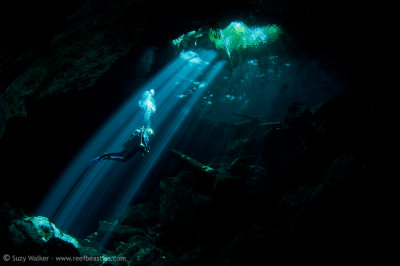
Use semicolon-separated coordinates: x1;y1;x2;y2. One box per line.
0;0;385;218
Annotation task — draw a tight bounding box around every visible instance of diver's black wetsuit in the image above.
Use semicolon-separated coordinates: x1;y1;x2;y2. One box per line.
89;128;150;165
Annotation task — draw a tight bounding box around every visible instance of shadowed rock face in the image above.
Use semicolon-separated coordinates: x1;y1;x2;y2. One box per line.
0;0;205;138
0;0;389;264
0;0;370;139
0;1;146;138
0;93;391;264
0;204;81;263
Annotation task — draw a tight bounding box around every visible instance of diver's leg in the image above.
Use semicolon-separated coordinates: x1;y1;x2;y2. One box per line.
89;152;126;165
120;147;141;162
102;148;141;162
89;144;143;166
99;153;126;161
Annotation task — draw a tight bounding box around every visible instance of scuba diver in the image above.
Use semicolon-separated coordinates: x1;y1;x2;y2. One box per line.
89;89;156;166
89;126;154;165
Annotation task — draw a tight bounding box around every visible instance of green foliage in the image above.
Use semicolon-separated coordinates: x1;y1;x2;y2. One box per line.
208;22;281;57
171;30;204;50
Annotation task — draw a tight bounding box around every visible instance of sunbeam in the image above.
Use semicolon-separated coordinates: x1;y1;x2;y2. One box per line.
1;2;374;263
37;49;225;238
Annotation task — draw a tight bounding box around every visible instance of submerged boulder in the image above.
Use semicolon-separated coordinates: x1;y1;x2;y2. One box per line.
159;171;213;228
97;220;150;243
23;216;80;248
120;202;159;227
7;216;80;249
0;204;83;262
116;234;172;266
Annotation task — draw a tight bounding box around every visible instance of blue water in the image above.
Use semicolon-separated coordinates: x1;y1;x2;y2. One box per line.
37;41;345;240
37;49;225;237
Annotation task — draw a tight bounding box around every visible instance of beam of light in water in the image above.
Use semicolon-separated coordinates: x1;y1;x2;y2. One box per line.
36;49;225;238
100;59;226;248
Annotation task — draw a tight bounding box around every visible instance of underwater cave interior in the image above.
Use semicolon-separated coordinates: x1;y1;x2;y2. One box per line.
34;21;345;242
1;1;390;262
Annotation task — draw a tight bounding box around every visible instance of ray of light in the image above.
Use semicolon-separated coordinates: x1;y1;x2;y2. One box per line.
99;59;226;248
36;49;225;237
